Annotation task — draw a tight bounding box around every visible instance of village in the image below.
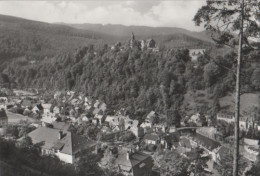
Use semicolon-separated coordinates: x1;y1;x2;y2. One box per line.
0;87;259;176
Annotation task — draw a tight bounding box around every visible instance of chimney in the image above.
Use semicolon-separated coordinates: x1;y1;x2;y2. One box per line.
126;151;130;160
58;130;63;140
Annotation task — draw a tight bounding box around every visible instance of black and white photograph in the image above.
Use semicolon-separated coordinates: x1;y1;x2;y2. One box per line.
0;0;259;175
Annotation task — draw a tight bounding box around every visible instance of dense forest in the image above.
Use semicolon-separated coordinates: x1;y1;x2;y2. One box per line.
1;41;260;120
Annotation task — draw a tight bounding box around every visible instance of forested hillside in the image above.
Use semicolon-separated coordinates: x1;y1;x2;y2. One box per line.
0;14;213;66
0;14;259;120
0;14;110;64
2;43;260;120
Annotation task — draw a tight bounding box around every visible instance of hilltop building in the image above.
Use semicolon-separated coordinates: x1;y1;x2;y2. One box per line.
130;32;159;52
189;49;205;62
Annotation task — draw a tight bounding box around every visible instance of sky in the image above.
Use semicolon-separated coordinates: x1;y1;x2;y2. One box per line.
0;0;207;31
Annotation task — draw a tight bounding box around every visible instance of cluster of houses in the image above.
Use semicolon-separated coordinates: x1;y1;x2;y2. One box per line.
216;112;260;162
1;88;260;175
217;112;260;131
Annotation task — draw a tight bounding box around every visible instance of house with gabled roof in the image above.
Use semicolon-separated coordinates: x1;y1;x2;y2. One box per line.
101;146;153;176
21;99;34;108
143;133;160;145
116;150;153;176
28;127;96;164
52;121;71;131
42;103;52;115
32;103;44;115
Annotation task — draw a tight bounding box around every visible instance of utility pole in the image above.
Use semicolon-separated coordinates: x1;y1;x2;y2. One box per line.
233;0;244;175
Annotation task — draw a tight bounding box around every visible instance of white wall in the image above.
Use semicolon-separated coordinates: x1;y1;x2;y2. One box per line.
55;152;74;164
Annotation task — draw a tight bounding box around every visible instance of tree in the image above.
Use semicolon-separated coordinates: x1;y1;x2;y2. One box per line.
251;67;260;90
153;151;190;176
119;131;136;142
187;147;209;176
194;1;260;175
203;61;221;86
19;136;33;148
75;149;103;176
246;154;260;176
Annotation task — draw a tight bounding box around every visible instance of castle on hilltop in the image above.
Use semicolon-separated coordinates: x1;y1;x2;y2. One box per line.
129;32;159;52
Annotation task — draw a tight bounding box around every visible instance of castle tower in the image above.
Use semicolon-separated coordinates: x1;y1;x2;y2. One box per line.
130;32;135;49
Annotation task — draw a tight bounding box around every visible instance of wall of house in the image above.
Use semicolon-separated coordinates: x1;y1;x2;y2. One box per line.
0;127;7;136
55;152;74;164
146;139;156;145
244;138;259;146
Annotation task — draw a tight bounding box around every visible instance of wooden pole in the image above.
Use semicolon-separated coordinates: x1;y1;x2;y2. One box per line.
233;0;244;175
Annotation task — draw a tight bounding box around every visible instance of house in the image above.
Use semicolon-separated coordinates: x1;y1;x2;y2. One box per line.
192;133;221;152
42;103;52;116
52;106;60;115
178;137;192;152
52;121;71;131
0;103;14;110
94;109;105;124
28;127;96;164
0;108;8;127
196;127;217;140
32;104;44;114
117;150;153;176
99;103;107;112
41;116;57;126
244;145;260;161
109;147;153;176
190;133;221;162
84;97;93;110
71;98;82;106
160;133;180;150
0;97;8;103
143;133;160;145
21;99;34;108
54;91;62;99
94;100;100;108
189;113;202;126
124;117;144;137
217;113;258;131
131;126;145;138
92;118;99;126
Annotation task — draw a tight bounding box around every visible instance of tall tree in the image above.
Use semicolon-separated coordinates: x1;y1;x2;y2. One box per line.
194;1;260;175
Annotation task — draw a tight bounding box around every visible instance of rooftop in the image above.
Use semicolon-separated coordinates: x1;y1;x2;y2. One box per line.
192;133;221;151
28;127;96;155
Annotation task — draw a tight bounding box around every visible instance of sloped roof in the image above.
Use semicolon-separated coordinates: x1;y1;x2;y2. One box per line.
193;133;221;150
130;151;151;167
143;134;160;141
42;103;52;110
115;150;151;172
180;138;192;148
28;127;95;155
21;100;33;107
52;121;71;131
34;104;43;111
